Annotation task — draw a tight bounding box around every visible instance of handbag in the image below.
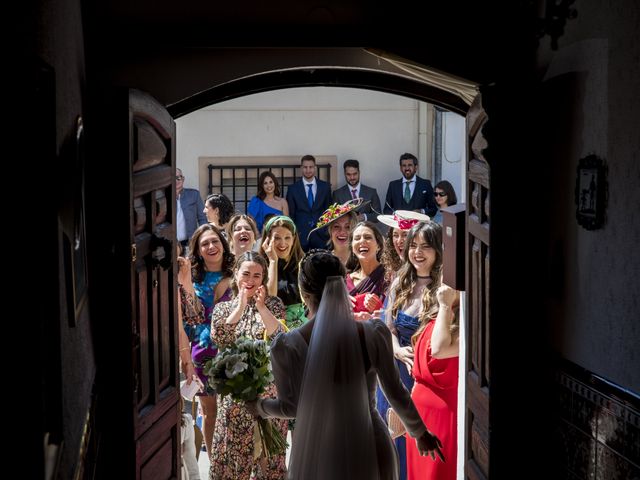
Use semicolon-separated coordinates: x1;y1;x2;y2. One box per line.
387;408;406;439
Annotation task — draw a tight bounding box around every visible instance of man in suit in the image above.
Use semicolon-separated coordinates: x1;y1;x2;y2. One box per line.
286;154;332;251
176;168;207;252
332;159;382;224
383;152;438;217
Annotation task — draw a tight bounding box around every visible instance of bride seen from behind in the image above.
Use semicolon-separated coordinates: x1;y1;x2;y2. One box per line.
248;249;444;479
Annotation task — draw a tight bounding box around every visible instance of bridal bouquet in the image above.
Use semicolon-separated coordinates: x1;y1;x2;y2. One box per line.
203;336;287;458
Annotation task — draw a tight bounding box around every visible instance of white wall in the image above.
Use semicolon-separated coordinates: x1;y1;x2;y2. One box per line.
441;112;466;201
177;86;427;205
539;1;640;392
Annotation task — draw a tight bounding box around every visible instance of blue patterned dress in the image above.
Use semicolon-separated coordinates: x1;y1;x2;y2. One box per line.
191;271;231;392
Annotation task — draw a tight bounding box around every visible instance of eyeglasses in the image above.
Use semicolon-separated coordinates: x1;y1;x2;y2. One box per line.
176;176;184;181
434;191;447;197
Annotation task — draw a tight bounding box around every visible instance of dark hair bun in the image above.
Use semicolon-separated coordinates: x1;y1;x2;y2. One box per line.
299;249;346;297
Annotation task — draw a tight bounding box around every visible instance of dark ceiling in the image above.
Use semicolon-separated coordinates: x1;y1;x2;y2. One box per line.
84;1;538;86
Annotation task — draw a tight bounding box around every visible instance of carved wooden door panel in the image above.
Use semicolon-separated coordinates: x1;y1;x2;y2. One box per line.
128;89;180;479
465;93;491;480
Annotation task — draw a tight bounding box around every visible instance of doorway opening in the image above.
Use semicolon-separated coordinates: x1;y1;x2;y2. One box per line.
173;81;471;478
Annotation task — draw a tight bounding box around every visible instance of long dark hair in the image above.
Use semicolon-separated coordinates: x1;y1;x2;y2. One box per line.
257;171;282;200
434;180;458;206
205;193;235;226
188;223;235;283
345;221;385;272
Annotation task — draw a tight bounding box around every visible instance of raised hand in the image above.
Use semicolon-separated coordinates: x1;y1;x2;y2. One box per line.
436;284;457;309
254;285;266;311
238;286;251;309
262;237;277;262
177;256;192;285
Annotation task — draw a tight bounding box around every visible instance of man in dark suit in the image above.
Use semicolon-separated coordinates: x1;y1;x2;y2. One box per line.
176;168;207;252
286;155;332;251
332;159;382;224
383;152;438;217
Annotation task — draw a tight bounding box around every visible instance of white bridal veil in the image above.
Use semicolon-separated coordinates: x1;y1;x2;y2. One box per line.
288;276;379;479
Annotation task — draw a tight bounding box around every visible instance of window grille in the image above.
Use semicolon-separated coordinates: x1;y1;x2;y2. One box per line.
206;163;332;214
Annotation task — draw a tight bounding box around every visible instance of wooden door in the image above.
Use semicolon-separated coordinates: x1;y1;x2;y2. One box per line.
128;89;180;479
91;88;181;478
464;93;491;480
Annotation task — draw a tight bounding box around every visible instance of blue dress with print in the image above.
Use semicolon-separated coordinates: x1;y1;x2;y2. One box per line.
191;271;231;392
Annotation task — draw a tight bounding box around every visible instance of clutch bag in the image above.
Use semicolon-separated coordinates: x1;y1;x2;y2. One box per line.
387;408;406;439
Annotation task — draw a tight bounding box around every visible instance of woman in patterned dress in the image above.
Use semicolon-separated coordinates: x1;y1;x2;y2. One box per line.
209;252;288;480
187;224;235;454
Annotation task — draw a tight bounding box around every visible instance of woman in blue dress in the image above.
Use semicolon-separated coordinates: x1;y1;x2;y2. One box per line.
186;223;235;456
376;210;430;480
248;171;289;233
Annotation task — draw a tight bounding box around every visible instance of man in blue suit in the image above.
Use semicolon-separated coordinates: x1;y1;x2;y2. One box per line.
176;168;207;251
383;153;438;217
286;155;332;251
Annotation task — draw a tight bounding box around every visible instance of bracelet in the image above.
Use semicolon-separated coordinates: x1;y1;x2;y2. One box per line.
180;346;190;352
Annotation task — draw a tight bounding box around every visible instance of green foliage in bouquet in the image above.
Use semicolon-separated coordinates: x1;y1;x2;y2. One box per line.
205;336;274;400
204;336;287;458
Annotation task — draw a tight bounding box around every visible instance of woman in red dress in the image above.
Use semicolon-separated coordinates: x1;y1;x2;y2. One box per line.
403;222;459;480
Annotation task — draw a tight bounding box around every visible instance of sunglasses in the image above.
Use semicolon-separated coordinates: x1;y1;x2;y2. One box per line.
434;191;447;197
176;175;184;181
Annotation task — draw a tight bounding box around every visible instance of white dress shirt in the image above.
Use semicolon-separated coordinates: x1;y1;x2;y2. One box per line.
176;193;187;241
303;179;317;199
403;176;417;199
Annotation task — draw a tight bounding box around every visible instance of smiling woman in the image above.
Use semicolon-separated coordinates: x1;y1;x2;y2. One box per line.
209;251;288;479
227;214;259;257
248;171;289;232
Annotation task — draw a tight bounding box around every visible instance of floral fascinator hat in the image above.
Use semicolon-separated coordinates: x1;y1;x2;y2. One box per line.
378;209;430;230
306;197;370;241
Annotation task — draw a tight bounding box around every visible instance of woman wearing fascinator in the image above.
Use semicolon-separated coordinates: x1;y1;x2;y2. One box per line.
248;249;444;479
308;199;384;315
307;198;365;266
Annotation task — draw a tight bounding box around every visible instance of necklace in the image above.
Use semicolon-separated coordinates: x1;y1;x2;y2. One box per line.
416;274;431;279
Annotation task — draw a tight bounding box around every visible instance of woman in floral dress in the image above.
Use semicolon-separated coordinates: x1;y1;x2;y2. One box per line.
209;251;288;480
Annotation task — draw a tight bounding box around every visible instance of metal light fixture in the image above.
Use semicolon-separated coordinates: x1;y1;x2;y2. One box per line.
536;0;578;50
